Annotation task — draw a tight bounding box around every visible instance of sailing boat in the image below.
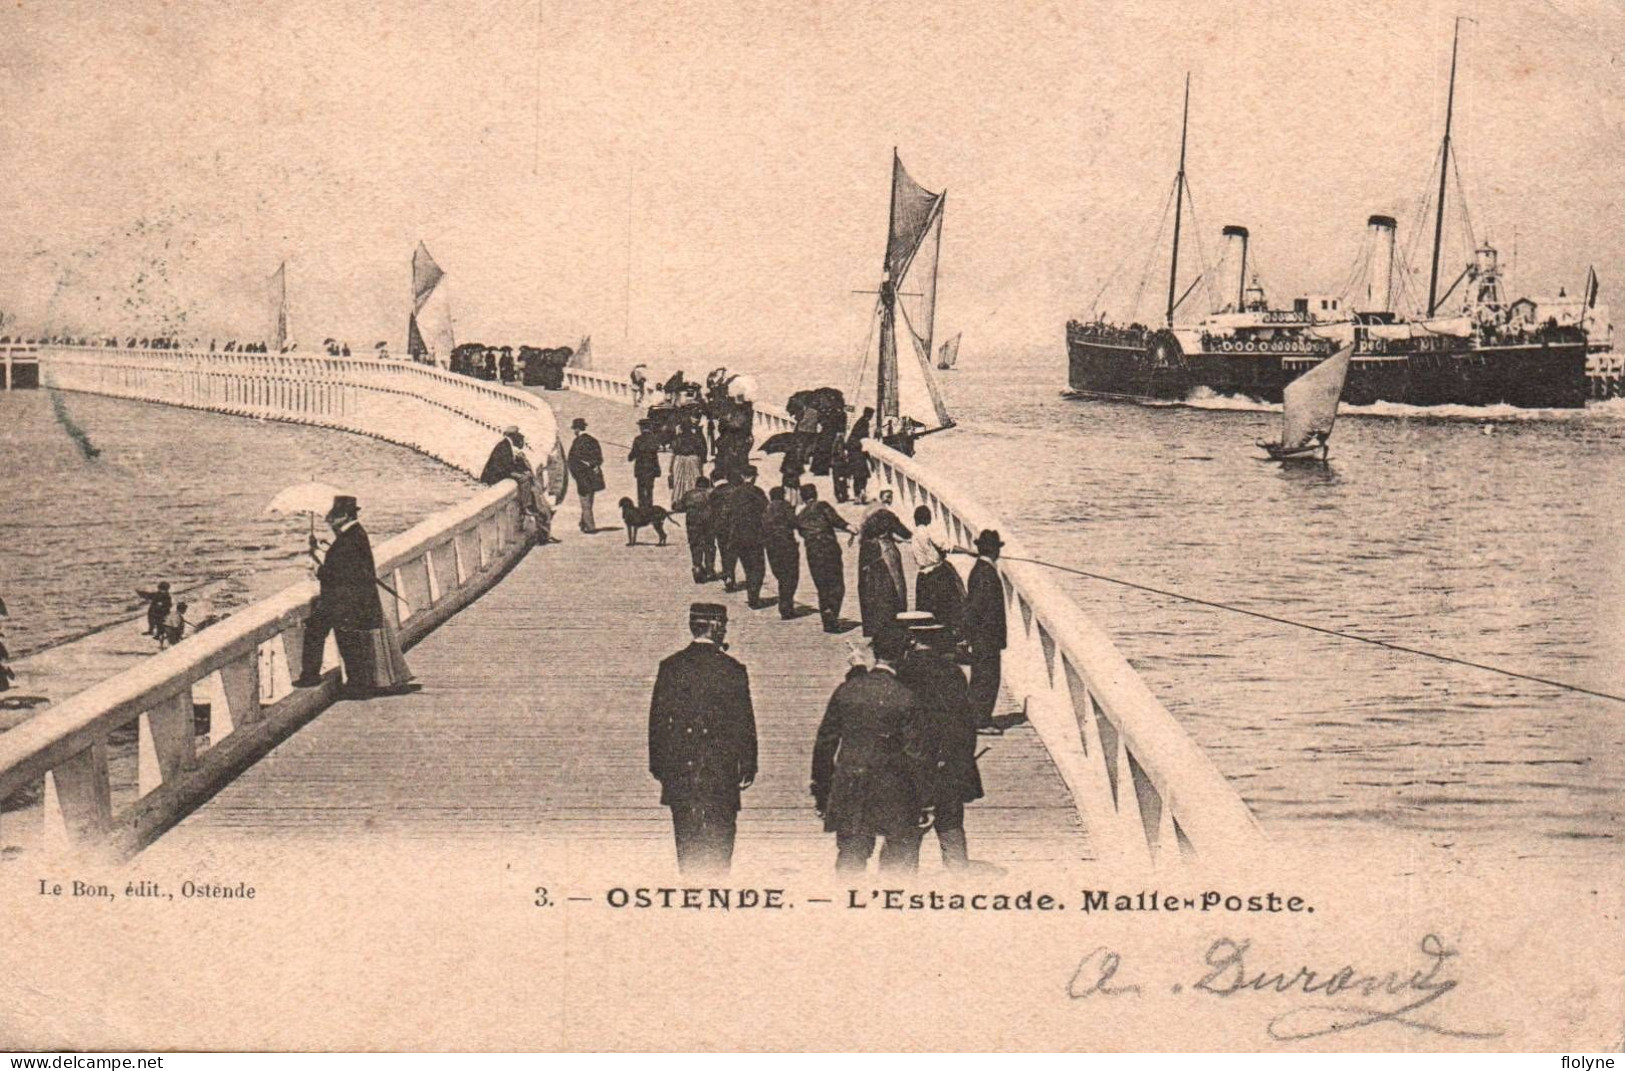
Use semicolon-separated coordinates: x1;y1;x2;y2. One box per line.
268;261;291;353
936;332;961;371
408;242;455;368
1258;343;1353;461
852;151;955;456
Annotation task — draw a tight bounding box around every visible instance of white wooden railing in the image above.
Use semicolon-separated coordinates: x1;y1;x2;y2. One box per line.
0;347;549;859
565;366;1265;866
39;345;556;477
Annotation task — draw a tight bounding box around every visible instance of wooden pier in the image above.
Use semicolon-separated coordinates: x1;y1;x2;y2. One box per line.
148;390;1089;874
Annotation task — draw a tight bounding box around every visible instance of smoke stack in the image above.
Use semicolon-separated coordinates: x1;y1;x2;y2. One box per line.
1365;214;1397;313
1222;226;1249;312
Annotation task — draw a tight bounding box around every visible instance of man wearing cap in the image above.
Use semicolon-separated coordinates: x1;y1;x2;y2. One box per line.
628;418;662;511
962;529;1008;731
648;602;758;875
899;612;983;871
795;483;855;632
709;468;740;591
566;417;605;533
729;465;770;607
810;625;933;873
296;495;414;696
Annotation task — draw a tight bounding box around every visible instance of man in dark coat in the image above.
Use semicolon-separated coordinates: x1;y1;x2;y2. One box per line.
898;613;984;871
962;529;1008;731
675;476;715;583
709;469;740;591
795;483;854;632
729;465;770;608
810;626;933;873
648;603;758;875
295;495;410;696
763;485;801;619
566;417;605;533
628;417;662;510
479;427;523;485
843;407;874;504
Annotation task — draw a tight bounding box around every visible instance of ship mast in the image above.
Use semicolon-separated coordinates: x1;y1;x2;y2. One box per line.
1426;20;1463;318
877;150;901;423
1166;73;1191;328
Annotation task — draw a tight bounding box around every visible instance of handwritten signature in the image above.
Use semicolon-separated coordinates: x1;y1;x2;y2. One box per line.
1066;934;1503;1042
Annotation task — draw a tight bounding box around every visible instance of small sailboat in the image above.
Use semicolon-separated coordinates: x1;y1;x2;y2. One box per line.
1259;343;1353;461
268;261;292;353
851;151;956;456
936;332;961;371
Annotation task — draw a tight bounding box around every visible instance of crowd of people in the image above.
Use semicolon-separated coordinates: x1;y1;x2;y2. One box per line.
631;387;1013;877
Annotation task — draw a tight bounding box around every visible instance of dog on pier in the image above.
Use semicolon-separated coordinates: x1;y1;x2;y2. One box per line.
618;498;671;546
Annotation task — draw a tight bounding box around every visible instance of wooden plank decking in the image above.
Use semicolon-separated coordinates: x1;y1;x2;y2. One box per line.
154;390;1088;875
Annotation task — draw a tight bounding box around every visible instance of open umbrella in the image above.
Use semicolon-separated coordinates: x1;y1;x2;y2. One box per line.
267;481;343;521
728;374;758;401
761;432;800;455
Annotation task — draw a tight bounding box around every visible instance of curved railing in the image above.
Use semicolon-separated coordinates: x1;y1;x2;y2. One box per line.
564;365;1264;866
39;345;557;477
1;346;552;858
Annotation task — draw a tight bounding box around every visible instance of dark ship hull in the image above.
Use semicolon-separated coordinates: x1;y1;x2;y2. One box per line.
1065;322;1592;409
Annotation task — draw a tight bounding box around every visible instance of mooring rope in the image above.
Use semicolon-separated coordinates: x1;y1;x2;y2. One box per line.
997;553;1625;705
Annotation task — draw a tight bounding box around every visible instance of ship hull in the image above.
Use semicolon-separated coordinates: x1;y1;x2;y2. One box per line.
1066;326;1592;409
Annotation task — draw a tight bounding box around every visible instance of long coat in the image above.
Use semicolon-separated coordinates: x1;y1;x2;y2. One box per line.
899;650;984;804
962;558;1007;653
567;433;606;494
318;522;385;630
857;508;911;636
649;641;758;810
628;432;662;479
810;667;932;836
728;483;770;548
479;436;520;485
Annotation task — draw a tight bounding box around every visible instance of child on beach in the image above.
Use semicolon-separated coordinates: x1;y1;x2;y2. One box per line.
136;582;172;638
159;601;188;650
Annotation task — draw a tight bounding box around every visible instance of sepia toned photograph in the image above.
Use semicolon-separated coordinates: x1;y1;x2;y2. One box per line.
0;0;1620;1053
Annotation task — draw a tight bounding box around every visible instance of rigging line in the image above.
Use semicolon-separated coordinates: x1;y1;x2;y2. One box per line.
1088;190;1170;317
996;553;1625;705
1181;181;1219;315
530;0;544;176
1132;179;1179;323
1449;147;1478;260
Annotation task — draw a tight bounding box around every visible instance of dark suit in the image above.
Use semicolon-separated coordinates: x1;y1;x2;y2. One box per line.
567;433;605;531
649;640;758;875
963;557;1007;727
710;482;740;586
628;431;662;509
810;666;932;873
479;437;519;486
763;499;800;617
729;483;770;604
300;522;385;685
900;647;983;868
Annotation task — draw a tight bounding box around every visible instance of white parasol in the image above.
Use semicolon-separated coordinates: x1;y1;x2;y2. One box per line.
267;481;344;538
728;374;758;401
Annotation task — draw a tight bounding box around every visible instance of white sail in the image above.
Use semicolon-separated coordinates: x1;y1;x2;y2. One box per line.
874;153;954;434
570;335;593;369
937;332;960;369
268;262;291;352
1281;344;1353;450
409;242;455;367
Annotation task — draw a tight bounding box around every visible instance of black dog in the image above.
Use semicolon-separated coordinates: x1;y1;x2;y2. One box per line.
619;497;671;546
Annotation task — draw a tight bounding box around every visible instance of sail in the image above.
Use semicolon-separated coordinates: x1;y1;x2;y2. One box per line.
409;242;454;366
569;335;593;369
874;153;953;433
937;332;960;369
268;261;291;352
1281;344;1353;450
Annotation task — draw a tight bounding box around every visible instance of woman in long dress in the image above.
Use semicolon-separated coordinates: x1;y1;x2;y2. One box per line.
909;505;966;634
857;490;911;637
669;416;707;507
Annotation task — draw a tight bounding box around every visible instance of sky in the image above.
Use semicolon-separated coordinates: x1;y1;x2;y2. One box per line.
0;0;1620;368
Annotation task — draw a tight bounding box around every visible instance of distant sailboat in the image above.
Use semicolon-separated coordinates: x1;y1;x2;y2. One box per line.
936;332;961;371
569;335;593;370
852;151;955;456
1259;344;1353;461
408;242;455;368
268;261;291;353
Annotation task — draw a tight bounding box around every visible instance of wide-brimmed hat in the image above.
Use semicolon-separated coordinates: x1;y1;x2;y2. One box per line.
689;602;728;629
571;417;588;430
896;611;937;631
326;494;359;520
974;529;1004;553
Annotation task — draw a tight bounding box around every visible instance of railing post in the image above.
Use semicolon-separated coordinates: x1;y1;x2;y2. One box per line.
41;742;113;850
138;692;196;796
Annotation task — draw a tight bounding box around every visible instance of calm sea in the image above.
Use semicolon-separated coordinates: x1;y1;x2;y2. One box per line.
0;390;476;656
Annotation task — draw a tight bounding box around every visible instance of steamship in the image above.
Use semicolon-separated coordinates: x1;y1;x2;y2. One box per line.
1066;33;1611;410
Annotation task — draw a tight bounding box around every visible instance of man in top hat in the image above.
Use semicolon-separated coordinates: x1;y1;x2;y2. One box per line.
811;624;933;873
728;465;770;607
628;417;662;510
897;611;983;871
648;602;758;875
295;495;414;697
962;529;1008;732
566;417;605;533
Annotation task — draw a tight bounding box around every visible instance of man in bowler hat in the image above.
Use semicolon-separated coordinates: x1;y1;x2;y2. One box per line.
566;417;605;533
962;529;1008;731
628;417;662;510
898;611;983;870
648;602;758;875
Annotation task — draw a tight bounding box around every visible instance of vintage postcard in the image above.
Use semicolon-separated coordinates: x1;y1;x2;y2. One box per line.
0;0;1621;1053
